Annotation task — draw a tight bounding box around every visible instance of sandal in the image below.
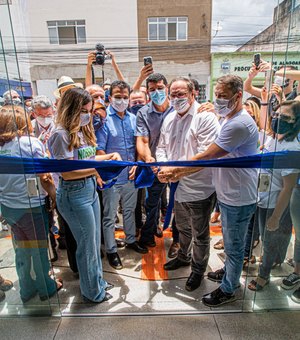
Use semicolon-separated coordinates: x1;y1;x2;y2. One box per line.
248;277;269;291
40;278;63;301
213;239;224;250
243;255;256;267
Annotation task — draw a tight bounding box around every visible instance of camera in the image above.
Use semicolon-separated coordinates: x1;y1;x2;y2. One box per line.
143;56;153;66
95;43;110;65
253;53;261;69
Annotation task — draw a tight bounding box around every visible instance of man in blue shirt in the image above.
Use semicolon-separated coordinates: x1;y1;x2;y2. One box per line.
135;73;174;248
96;81;148;270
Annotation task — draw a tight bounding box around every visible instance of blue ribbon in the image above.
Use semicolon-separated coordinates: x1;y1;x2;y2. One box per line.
0;151;299;182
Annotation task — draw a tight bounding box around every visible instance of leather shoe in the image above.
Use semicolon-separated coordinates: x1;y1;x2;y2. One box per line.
164;258;190;271
139;240;156;248
116;239;126;248
154;226;163;238
126;241;148;254
107;252;123;270
185;272;203;291
168;242;180;258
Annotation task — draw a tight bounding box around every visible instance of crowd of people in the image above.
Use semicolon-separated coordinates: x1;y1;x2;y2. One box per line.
0;52;300;307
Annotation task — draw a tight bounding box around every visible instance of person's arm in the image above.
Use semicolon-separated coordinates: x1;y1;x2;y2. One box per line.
85;51;96;87
132;64;153;91
39;173;56;208
106;50;125;81
267;173;298;231
136;136;154;162
275;69;300;81
259;87;270;132
244;61;271;98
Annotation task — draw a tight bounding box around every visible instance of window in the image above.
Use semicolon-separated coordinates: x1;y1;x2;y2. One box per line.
148;17;188;41
47;20;86;45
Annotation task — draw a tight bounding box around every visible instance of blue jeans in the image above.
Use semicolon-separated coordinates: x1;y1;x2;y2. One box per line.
1;204;57;301
291;186;300;263
102;181;137;253
56;176;107;302
140;177;166;243
258;206;292;280
219;201;257;294
244;209;259;258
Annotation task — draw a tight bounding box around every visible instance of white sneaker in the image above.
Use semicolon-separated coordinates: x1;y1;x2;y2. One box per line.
0;222;9;231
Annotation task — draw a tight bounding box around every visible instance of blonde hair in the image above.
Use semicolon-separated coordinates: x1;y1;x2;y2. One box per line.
56;88;96;151
244;100;260;129
0;105;33;146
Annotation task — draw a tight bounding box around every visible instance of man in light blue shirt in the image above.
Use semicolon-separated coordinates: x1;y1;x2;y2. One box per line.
96;80;148;270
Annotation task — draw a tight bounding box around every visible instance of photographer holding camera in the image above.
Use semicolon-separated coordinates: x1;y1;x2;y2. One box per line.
85;45;125;88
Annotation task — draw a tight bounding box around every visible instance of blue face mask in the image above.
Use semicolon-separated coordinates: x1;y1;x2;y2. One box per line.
130;104;144;115
149;89;167;106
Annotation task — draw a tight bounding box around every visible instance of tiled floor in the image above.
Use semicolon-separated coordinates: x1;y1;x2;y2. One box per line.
1;225;299;317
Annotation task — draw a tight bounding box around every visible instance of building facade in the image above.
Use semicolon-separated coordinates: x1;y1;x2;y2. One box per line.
1;0;212;101
238;0;300;52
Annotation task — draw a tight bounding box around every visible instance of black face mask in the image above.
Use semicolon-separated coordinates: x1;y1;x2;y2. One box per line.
129;104;144;115
271;117;294;134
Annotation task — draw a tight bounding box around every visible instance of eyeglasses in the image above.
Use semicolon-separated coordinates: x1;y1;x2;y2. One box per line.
169;92;189;99
271;111;295;123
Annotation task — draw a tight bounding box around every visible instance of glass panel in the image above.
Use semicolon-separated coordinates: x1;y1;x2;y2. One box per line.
168;17;177;23
67;20;75;26
47;21;56;27
0;2;60;317
76;20;85;25
57;20;66;26
158;17;166;22
48;27;58;44
149;23;157;40
158;23;166;40
178;22;187;40
178;17;187;22
58;26;76;45
76;26;86;43
168;22;176;40
148;17;157;23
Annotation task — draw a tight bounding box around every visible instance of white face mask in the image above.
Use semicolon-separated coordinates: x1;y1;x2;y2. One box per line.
111;98;129;112
80;112;91;126
171;98;191;114
214;94;237;118
36;116;53;127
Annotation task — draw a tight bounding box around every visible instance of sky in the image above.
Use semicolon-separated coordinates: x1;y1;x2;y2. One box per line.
211;0;282;51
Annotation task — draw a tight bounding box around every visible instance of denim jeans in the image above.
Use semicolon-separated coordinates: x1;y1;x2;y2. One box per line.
258;206;292;280
140;177;166;244
56;176;107;302
1;204;57;301
244;209;259;258
175;193;216;275
291;186;300;263
219;201;257;294
102;181;137;253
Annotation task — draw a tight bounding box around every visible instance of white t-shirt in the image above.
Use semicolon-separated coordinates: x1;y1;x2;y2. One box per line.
258;136;300;209
0;136;47;209
156;101;220;202
213;109;259;206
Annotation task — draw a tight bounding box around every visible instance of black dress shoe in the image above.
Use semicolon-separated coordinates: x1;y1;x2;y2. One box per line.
51;249;58;262
163;258;190;271
154;226;163;238
185;272;203;291
116;239;126;248
139;239;156;248
126;241;148;254
107;252;123;270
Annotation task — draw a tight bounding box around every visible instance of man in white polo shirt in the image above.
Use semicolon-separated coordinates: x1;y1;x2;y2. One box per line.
156;77;219;292
159;75;258;306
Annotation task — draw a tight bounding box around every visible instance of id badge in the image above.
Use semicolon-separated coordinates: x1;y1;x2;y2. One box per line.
258;173;271;192
26;177;42;197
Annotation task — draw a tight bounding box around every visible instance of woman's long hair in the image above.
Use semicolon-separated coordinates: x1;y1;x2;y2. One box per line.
244;99;261;130
56;87;96;151
0;105;33;146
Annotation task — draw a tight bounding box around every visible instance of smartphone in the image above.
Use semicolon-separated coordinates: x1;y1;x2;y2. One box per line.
143;56;153;66
254;53;261;69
